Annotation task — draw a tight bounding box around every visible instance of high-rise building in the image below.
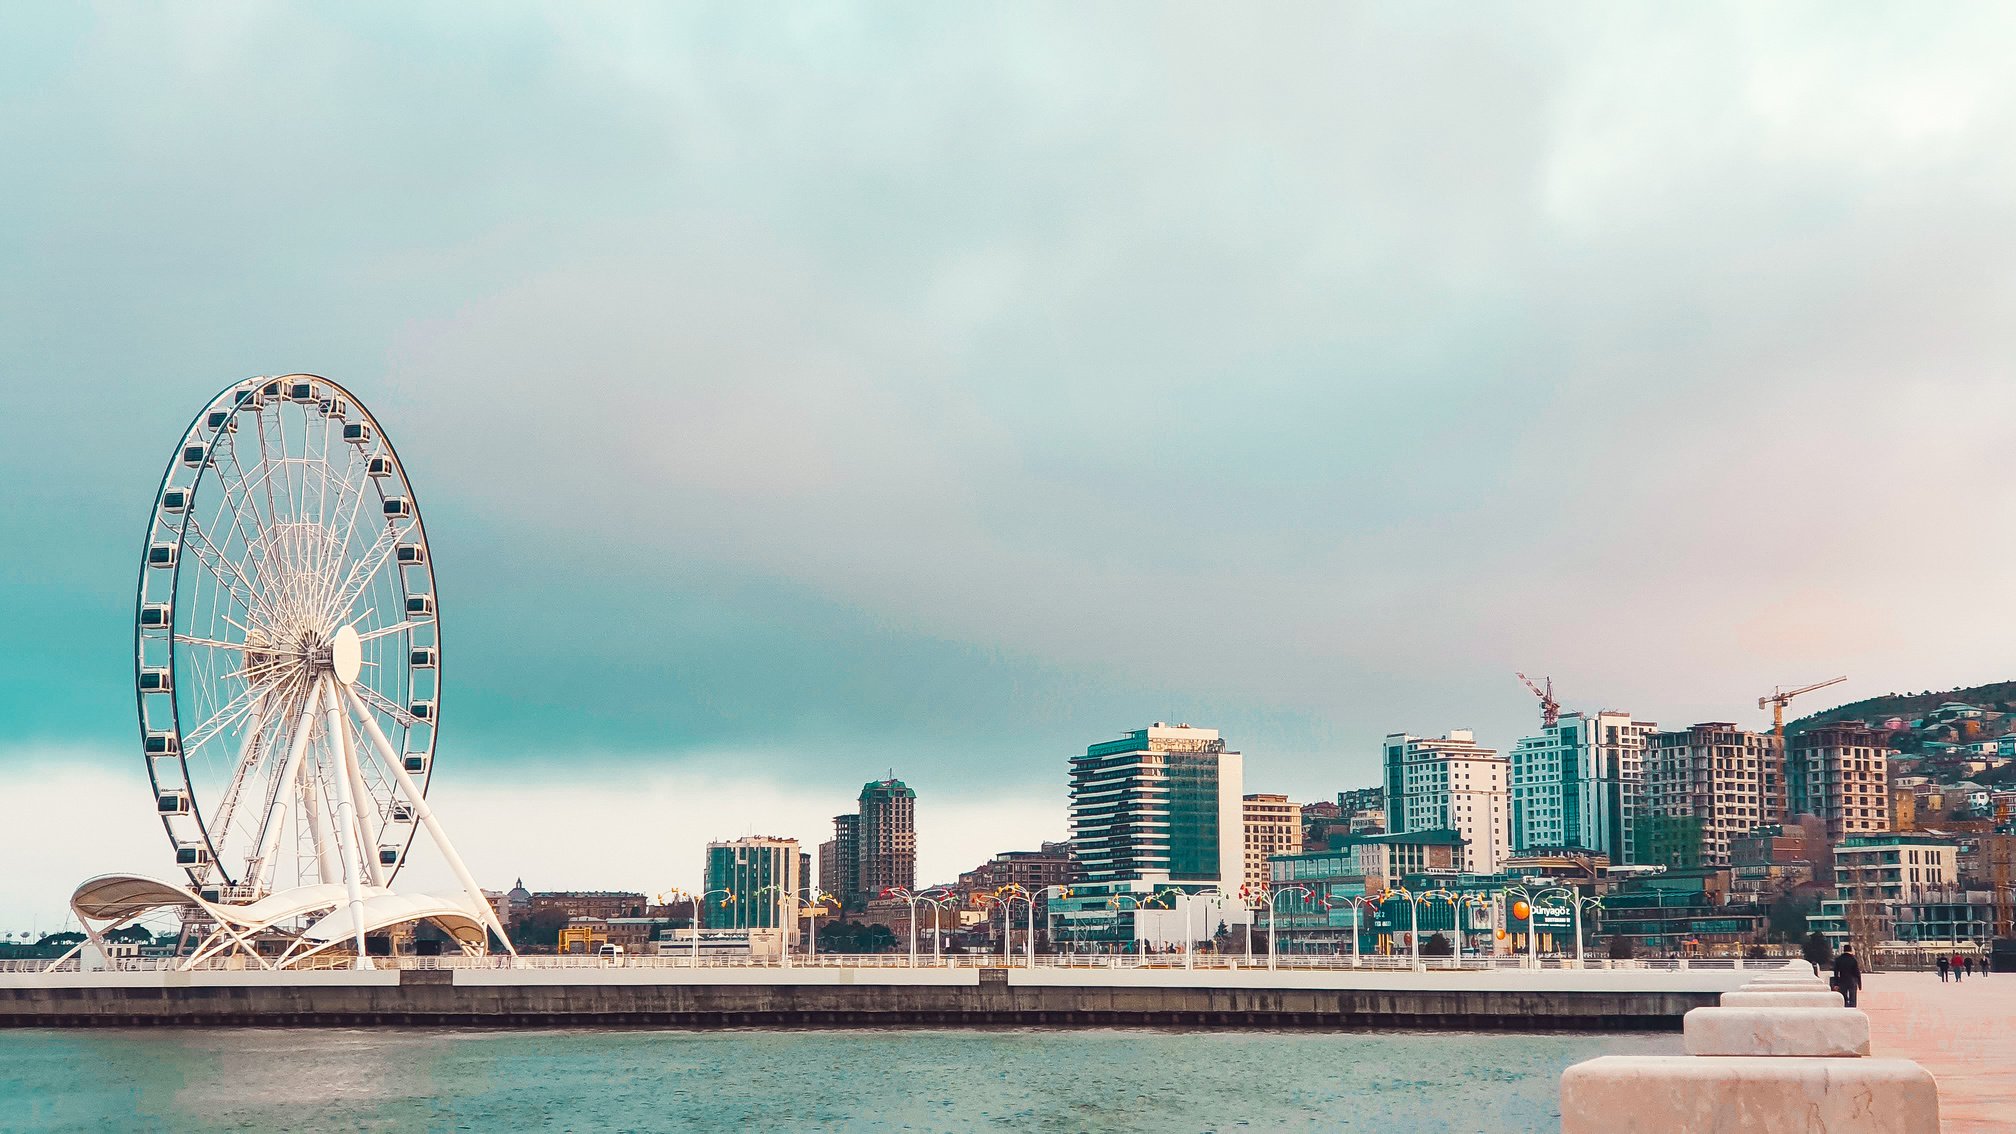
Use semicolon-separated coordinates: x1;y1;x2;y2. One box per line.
1069;723;1245;887
703;836;801;929
1788;723;1891;841
1241;794;1302;893
1381;729;1510;875
1511;710;1656;865
856;778;917;900
1640;723;1784;867
828;813;861;907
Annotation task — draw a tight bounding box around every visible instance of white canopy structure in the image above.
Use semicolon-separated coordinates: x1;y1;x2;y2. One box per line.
53;874;497;972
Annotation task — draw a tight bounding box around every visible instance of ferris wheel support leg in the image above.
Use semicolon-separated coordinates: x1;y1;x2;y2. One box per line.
334;708;388;889
251;684;326;894
342;684;517;955
303;774;340;886
320;678;376;970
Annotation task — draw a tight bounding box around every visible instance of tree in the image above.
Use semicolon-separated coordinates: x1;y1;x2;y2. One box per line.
1420;932;1453;957
509;909;568;950
1802;931;1833;970
1608;935;1635;960
36;932;84;948
1767;892;1814;943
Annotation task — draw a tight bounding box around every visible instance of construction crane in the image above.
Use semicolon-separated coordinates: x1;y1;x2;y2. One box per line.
1517;672;1560;728
1759;676;1847;744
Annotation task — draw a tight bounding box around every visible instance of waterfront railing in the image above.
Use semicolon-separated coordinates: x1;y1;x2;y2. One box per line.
3;952;1767;975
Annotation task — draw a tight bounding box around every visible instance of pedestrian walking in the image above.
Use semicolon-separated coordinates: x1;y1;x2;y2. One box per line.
1938;954;1951;982
1953;952;1966;982
1964;955;1975;977
1833;945;1864;1008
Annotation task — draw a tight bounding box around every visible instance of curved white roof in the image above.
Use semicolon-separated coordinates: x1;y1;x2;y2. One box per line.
69;875;206;922
302;892;489;948
210;883;389;928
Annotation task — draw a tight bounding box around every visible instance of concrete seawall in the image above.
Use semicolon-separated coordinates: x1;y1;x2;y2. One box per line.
0;967;1733;1030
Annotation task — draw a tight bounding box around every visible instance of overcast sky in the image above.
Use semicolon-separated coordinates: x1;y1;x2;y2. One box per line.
4;4;2014;925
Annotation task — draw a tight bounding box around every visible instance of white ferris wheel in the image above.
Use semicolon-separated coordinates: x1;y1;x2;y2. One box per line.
64;375;511;970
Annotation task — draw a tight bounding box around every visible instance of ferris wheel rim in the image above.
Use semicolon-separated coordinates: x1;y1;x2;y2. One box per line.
133;374;441;894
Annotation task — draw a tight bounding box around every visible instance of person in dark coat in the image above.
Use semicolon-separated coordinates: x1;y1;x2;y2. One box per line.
1938;954;1951;982
1833;945;1863;1008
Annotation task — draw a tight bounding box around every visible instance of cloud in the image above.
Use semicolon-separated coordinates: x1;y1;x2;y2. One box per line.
4;4;2016;824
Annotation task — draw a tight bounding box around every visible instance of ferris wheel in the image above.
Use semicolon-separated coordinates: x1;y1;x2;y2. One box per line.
121;376;510;969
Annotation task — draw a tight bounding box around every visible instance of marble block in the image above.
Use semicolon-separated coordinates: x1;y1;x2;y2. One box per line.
1684;1006;1870;1056
1721;990;1847;1008
1561;1055;1939;1133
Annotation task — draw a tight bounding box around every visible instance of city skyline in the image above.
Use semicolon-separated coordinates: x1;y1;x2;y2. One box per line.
10;5;2016;927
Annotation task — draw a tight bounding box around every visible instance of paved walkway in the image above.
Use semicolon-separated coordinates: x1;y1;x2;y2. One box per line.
1861;971;2016;1133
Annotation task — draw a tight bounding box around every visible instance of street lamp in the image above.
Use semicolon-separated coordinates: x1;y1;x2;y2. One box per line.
1382;888;1421;968
678;888;734;968
793;886;835;960
978;891;1014;963
886;887;954;967
1257;885;1313;971
1418;889;1465;965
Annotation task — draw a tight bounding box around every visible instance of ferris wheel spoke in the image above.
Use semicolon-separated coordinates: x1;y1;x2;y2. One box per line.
180;682;264;753
325;522;402;626
352;681;419;728
354;620;416;643
174;634;247;652
180;523;264;617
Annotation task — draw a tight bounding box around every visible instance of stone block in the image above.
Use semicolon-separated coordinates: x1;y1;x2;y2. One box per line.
1720;990;1846;1009
1561;1055;1938;1133
1684;1006;1870;1056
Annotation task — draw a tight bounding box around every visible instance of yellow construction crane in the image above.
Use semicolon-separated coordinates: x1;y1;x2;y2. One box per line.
1759;676;1847;743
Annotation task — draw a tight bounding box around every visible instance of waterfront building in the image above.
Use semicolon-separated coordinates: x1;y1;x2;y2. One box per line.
1957;833;2016;939
1598;868;1766;955
1269;830;1465;892
1382;729;1509;874
527;890;649;921
955;842;1075;899
1511;710;1656;865
856;778;917;901
1241;794;1301;893
1810;890;1998;953
703;836;802;929
1054;723;1245;945
1787;722;1891;841
1639;723;1784;868
1833;833;1958;903
1068;723;1244;888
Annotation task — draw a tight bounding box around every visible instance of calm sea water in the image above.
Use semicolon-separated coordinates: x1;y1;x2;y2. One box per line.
0;1027;1678;1133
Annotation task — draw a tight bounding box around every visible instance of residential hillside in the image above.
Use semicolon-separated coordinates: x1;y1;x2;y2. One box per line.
1788;681;2016;754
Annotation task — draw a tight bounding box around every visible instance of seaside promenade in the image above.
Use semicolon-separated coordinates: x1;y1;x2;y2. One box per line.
1861;972;2016;1134
0;956;1748;1030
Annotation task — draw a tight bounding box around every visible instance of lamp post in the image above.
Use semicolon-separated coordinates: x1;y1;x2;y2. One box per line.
1182;886;1236;970
688;888;734;968
1418;889;1462;965
1258;885;1313;971
1030;885;1071;966
794;886;834;961
918;893;954;965
979;892;1013;963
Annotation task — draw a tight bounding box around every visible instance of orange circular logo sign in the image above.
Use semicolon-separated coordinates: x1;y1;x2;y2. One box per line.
1512;900;1531;921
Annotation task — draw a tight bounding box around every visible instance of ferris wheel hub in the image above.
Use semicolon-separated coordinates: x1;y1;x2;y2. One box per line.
330;624;361;685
